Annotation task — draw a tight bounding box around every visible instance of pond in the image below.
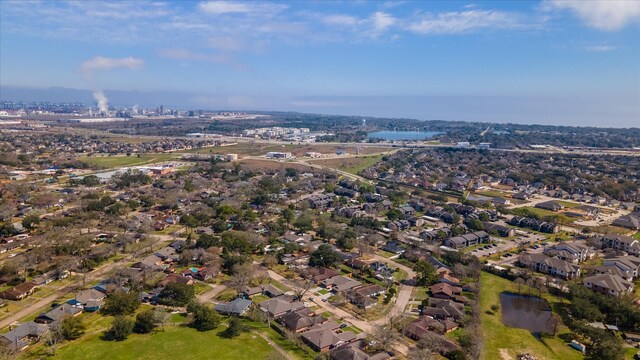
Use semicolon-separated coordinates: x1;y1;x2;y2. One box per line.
367;130;442;141
499;293;552;333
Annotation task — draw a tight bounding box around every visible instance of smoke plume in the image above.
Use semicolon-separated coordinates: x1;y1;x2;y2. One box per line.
93;90;108;114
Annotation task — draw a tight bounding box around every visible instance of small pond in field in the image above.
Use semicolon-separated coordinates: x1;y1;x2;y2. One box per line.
499;293;552;333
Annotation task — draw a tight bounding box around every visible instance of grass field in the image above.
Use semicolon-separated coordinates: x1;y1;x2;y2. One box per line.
518;206;576;224
80;153;178;169
633;232;640;240
479;272;582;360
308;154;384;175
50;321;276;360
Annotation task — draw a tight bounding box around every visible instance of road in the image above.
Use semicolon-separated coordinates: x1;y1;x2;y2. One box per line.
0;233;177;330
198;284;227;303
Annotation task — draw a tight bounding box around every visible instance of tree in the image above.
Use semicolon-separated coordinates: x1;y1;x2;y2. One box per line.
158;283;195;307
263;254;278;269
309;244;341;267
101;291;140;316
514;277;525;294
414;260;437;286
467;218;484;231
104;316;134;341
60;316;85;340
229;262;254;292
370;325;399;351
134;309;159;334
293;212;314;232
22;214;40;230
187;302;220;331
221;317;246;338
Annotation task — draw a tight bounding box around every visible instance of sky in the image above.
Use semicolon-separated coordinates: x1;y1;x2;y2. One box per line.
0;0;639;127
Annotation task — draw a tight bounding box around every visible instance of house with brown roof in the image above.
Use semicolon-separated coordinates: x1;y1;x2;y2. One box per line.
259;297;306;319
0;282;37;301
279;309;326;333
301;321;357;352
329;342;390;360
431;283;462;301
320;275;362;293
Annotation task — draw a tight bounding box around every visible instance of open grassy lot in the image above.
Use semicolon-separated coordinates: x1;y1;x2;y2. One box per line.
480;272;582;360
518;206;576;224
80;153;178;169
50;322;275;360
308;154;384;175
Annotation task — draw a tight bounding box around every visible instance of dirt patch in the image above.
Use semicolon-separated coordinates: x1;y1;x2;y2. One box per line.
499;348;513;360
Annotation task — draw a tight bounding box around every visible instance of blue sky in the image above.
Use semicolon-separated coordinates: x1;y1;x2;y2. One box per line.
0;0;639;127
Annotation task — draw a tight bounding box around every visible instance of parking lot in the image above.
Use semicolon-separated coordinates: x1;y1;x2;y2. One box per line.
472;232;547;265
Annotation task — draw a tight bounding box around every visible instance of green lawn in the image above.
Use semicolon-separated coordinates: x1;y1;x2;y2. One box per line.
633;232;640;240
518;206;576;224
480;272;583;360
308;154;384;175
80;153;178;169
51;323;276;360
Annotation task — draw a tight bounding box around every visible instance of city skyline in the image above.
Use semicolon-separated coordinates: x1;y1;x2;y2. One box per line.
1;0;639;127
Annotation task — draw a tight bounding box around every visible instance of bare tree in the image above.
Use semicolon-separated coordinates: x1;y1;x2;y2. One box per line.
229;262;254;292
154;308;172;331
263;254;278;269
370;325;400;351
514;277;525;294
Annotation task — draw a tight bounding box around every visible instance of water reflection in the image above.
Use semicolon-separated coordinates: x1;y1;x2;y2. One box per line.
499;293;552;333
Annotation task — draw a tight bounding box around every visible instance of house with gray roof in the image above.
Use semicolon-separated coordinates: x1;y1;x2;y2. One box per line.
215;298;252;316
583;273;634;297
0;321;49;350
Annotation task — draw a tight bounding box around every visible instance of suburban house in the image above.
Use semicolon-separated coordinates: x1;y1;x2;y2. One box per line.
431;283;463;302
259;297;306;319
445;231;490;249
68;288;106;312
279;309;326;333
407;316;459;337
599;235;640;256
381;240;405;254
35;305;83;325
0;282;37;301
301;321;357;352
583;273;634;297
422;298;465;320
0;321;49;351
329;342;390;360
535;201;565;211
307;267;340;282
612;211;640;230
320;275;362;293
345;284;385;309
215;298;253;316
483;223;516;237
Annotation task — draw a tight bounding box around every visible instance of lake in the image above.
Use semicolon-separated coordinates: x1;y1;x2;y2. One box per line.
500;293;552;333
367;131;442;141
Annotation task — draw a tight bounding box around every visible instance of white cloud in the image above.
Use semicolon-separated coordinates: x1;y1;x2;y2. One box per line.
407;10;521;34
322;14;359;27
198;1;287;15
544;0;640;31
585;45;616;52
198;1;251;14
79;56;144;77
371;11;396;33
